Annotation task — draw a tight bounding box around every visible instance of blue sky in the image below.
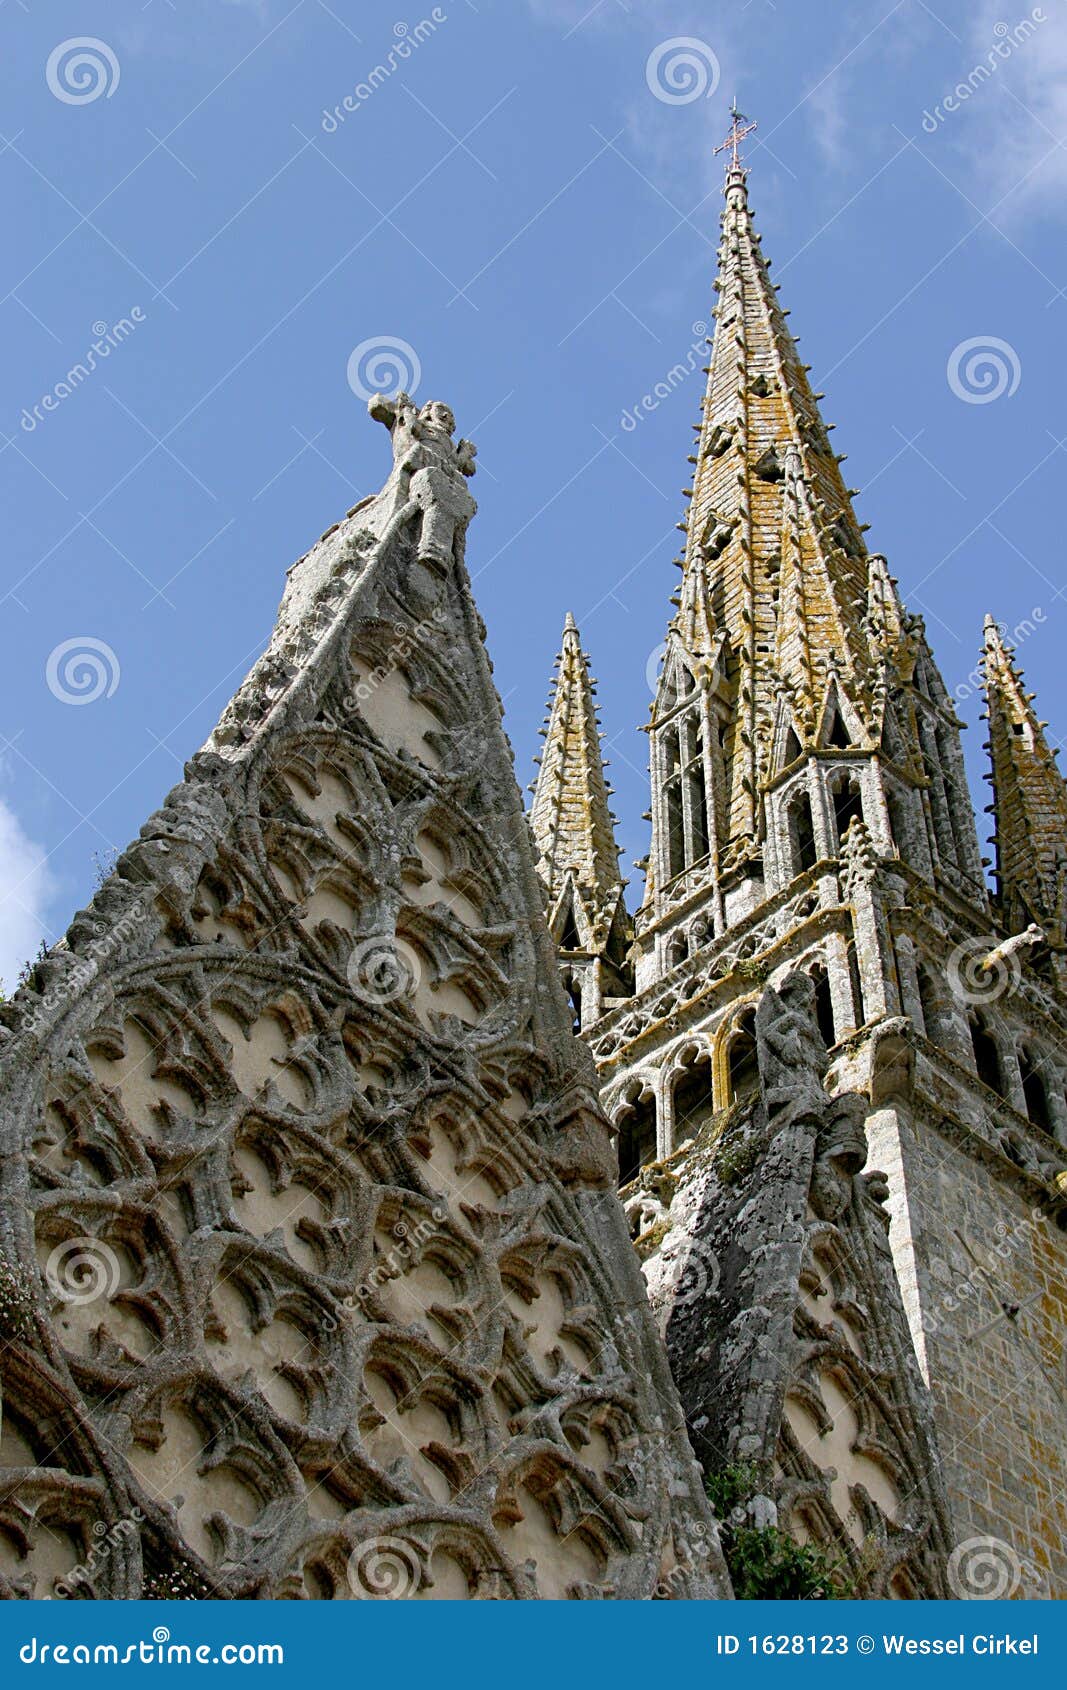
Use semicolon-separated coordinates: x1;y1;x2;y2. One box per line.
2;0;1066;986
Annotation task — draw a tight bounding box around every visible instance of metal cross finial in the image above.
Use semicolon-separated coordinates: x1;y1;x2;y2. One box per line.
714;99;757;171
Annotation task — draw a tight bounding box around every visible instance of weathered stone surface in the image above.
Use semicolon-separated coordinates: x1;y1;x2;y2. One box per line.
537;152;1067;1598
0;398;727;1601
638;976;953;1597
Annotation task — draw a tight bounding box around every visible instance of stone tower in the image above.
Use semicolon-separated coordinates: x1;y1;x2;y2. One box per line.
0;395;728;1600
540;139;1067;1596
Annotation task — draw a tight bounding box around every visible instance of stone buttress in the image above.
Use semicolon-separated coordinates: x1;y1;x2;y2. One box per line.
0;395;728;1601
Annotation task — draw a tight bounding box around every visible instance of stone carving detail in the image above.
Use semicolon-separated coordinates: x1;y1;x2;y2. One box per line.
636;976;953;1597
370;393;477;575
0;401;725;1601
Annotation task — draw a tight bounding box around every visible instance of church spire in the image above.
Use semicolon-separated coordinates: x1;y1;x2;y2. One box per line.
982;615;1067;941
530;614;631;1023
531;613;621;903
664;128;880;854
632;131;983;971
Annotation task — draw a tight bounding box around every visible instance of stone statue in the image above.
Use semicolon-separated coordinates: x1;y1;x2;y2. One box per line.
809;1092;869;1221
370;392;477;573
754;972;829;1123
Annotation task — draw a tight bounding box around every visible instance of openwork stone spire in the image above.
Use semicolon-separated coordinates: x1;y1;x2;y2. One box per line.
982;615;1067;941
0;397;723;1600
530;615;632;1026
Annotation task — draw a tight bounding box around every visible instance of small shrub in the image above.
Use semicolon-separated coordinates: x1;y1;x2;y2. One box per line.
705;1463;857;1599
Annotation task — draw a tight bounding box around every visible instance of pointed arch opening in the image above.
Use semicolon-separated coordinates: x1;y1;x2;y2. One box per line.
846;938;865;1031
1019;1046;1052;1134
826;711;851;750
884;789;907;858
727;1011;759;1104
811;966;836;1048
558;901;582;952
665;932;687;971
673;1048;714;1145
969;1015;1004;1097
916;965;940;1040
561;968;583;1034
615;1089;657;1187
790;791;818;874
664;728;685;880
830;776;863;849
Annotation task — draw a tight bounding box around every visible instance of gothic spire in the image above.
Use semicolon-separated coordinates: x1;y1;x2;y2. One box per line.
982;615;1067;938
530;613;625;915
666;142;883;855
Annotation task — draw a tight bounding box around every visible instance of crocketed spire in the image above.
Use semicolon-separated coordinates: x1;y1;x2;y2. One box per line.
982;615;1067;941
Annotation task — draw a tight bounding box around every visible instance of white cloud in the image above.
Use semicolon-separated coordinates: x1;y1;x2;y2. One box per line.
0;799;53;996
807;78;849;167
964;1;1067;213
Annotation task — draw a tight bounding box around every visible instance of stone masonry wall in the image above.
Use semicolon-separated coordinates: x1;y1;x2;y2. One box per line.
867;1102;1067;1598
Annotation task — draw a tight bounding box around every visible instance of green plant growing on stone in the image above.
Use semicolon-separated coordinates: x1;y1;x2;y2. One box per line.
92;848;119;890
715;1129;763;1186
705;1462;857;1599
735;955;769;985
